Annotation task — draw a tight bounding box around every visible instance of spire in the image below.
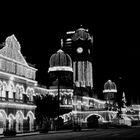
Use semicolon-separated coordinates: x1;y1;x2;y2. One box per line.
61;38;63;49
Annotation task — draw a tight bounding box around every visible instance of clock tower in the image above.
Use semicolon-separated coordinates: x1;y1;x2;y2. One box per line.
63;26;94;91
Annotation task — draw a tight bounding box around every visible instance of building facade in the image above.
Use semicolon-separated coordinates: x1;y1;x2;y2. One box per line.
0;35;37;134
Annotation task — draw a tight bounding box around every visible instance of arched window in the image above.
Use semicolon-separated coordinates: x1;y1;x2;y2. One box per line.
2;81;7;99
26;87;31;101
26;87;34;102
16;85;20;100
15;111;24;133
19;86;24;100
0;110;7;134
8;114;14;130
0;81;3;98
30;88;34;102
8;81;15;99
27;111;35;131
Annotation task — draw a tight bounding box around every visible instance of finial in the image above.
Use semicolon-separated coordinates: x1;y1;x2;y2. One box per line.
61;38;63;49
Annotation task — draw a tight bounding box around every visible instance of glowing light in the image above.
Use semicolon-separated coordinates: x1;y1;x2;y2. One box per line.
82;96;106;104
77;47;83;54
103;89;117;93
48;66;73;72
41;89;74;97
60;105;73;108
66;38;72;41
0;102;36;110
0;71;37;84
10;76;14;81
66;31;75;34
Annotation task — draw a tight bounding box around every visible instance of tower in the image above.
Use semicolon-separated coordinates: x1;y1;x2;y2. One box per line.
63;26;94;96
103;80;117;110
48;49;73;116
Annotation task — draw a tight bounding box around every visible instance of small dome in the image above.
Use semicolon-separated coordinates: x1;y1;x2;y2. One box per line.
48;49;73;72
103;80;117;93
49;49;72;67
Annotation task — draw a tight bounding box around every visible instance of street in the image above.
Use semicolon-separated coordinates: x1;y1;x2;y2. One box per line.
1;127;140;140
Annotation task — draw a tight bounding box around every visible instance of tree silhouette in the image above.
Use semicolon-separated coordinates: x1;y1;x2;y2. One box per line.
34;94;58;130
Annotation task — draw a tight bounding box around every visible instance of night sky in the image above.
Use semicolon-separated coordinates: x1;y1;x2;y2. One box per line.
0;2;139;103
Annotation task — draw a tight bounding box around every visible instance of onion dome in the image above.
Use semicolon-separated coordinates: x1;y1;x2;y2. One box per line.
71;26;93;43
48;49;73;72
103;80;117;93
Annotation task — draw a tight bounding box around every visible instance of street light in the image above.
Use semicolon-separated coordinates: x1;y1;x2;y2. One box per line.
57;72;60;130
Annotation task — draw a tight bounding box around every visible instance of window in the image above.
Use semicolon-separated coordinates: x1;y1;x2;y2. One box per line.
0;81;3;98
16;85;20;100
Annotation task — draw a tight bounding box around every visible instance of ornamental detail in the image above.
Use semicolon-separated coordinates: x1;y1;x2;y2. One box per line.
71;28;93;42
0;34;28;66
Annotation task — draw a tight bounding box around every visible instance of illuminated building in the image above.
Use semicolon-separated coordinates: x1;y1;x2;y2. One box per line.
0;35;37;134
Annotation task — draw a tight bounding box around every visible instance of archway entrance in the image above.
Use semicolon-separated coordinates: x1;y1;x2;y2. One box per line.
16;111;23;133
87;115;100;128
0;111;6;134
27;112;34;131
9;115;14;130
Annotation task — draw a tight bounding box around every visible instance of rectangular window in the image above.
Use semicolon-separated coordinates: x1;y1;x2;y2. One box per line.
13;92;16;101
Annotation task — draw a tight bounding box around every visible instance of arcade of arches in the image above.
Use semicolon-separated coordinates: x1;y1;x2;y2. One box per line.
0;110;35;134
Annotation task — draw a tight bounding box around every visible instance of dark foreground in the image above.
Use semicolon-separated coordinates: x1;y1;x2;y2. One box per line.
1;127;140;140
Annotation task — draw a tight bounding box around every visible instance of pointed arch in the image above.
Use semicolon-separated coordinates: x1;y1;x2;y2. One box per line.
3;81;7;91
27;111;35;120
30;88;34;101
2;81;8;98
15;111;24;133
19;85;24;100
26;87;33;101
0;81;3;97
26;111;35;131
15;84;20;100
15;111;24;119
0;110;7;134
20;85;25;94
8;114;15;130
8;81;15;99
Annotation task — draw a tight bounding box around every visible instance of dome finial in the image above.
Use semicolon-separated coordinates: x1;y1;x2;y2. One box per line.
61;38;63;49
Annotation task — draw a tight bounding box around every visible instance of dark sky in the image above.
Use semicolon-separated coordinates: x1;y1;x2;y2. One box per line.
0;2;139;102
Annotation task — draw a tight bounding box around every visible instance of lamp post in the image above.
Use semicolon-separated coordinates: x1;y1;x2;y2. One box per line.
57;72;60;130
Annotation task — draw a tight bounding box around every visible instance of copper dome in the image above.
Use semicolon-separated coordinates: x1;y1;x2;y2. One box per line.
48;49;73;72
103;80;117;93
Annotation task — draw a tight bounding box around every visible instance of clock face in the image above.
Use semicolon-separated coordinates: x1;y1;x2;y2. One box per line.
77;47;83;53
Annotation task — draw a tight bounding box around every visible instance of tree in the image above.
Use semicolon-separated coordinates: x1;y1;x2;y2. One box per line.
34;94;58;131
